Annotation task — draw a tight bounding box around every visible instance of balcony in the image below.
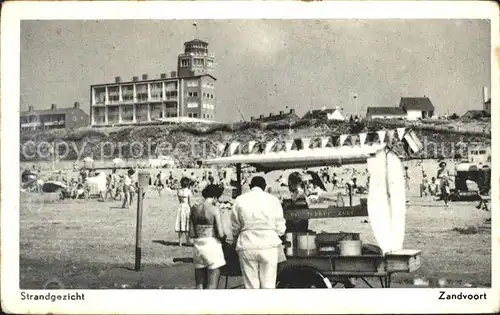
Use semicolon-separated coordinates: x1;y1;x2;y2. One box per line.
43;121;65;126
20;122;41;128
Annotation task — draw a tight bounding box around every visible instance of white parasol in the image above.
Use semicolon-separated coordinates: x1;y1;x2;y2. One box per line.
83;157;94;163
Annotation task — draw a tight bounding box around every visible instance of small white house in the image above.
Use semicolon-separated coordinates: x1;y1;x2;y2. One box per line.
302;106;345;121
326;106;345;121
399;97;435;121
366;107;407;119
366;97;436;121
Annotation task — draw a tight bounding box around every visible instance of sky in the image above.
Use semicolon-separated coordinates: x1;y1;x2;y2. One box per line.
20;19;491;122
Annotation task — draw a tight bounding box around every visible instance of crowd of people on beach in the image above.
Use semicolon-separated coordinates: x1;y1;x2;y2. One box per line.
20;156;491;289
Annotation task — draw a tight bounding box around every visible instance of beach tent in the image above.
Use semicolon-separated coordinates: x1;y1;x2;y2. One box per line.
86;172;106;196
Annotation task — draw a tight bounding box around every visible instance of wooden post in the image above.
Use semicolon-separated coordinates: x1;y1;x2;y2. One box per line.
135;186;144;271
236;163;242;197
348;185;353;207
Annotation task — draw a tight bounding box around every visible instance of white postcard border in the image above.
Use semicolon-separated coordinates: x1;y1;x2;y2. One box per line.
1;1;499;314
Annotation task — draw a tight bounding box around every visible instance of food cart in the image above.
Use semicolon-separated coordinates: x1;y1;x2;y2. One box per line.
175;128;425;288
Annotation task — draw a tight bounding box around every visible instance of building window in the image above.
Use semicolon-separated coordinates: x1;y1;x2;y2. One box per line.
136;104;148;122
207;60;213;68
181;59;190;67
203;93;206;97
108;86;119;103
150;104;162;120
165;82;177;92
122;85;134;102
192;113;198;118
194;58;204;66
188;113;192;118
165;102;177;108
136;84;148;102
193;92;198;97
165;91;177;99
187;102;199;108
150;83;162;100
94;107;106;124
122;105;134;121
108;106;119;123
94;87;106;104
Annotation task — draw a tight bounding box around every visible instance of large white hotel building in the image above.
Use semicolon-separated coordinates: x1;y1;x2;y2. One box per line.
90;39;217;126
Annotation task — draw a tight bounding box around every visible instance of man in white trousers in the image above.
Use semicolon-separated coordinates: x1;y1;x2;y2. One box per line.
231;176;286;289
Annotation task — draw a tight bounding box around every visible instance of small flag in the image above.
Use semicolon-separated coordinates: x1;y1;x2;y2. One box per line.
387;130;396;142
217;143;226;155
265;141;276;153
321;137;330;148
248;140;256;153
396;127;406;140
359;133;368;146
229;142;240;156
302;138;311;149
377;130;386;144
339;134;348;146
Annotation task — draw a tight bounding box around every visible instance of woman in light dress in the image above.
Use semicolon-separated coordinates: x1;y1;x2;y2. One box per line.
121;169;135;209
175;177;193;246
437;161;451;207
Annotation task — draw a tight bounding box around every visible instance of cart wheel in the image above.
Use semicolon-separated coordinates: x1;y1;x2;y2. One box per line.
276;266;332;289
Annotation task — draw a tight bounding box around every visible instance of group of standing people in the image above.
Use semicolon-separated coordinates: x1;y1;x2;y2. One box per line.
179;175;291;289
181;170;339;289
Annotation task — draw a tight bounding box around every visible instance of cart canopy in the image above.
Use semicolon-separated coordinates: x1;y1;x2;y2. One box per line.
203;128;422;171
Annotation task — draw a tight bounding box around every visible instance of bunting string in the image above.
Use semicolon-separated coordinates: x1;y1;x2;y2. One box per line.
219;128;415;157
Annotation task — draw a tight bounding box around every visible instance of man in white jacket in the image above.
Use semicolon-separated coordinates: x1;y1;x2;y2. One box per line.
231;176;286;289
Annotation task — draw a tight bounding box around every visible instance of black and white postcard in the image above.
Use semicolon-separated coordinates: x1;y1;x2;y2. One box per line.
1;1;498;314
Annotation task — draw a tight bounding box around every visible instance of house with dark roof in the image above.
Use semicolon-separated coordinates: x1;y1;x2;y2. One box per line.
251;109;300;124
366;96;436;121
302;106;345;121
462;110;490;120
398;97;435;120
365;107;407;119
20;103;90;132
